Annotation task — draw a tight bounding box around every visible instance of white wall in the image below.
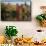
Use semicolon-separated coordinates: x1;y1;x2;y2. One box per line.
0;0;46;41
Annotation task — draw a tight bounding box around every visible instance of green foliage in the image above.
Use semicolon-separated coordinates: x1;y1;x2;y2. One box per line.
5;26;18;38
36;14;46;21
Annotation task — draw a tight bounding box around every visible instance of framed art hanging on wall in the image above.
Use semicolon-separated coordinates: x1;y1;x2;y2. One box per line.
1;0;31;21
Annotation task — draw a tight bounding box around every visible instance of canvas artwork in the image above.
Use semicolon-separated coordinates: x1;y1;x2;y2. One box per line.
1;0;31;21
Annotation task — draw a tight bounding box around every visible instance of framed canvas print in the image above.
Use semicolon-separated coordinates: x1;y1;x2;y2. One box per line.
1;0;31;21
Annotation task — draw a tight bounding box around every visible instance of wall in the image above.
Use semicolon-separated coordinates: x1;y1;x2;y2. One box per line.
0;0;46;42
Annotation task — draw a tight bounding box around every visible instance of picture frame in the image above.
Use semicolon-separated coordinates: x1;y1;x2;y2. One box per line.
1;0;31;21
